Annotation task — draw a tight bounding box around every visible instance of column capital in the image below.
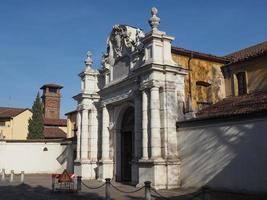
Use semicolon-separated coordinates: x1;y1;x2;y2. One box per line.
140;80;162;91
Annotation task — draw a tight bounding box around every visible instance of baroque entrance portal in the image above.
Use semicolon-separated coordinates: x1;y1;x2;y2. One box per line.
120;107;134;182
74;8;185;189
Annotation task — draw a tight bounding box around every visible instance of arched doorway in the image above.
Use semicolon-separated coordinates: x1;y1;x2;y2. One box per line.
120;107;134;182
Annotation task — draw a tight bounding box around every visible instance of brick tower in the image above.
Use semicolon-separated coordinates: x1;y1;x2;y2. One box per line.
40;84;63;119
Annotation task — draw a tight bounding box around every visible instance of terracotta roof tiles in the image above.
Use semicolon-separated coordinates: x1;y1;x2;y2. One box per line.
196;90;267;120
43;118;67;126
43;127;66;139
0;107;30;118
171;46;228;63
225;41;267;64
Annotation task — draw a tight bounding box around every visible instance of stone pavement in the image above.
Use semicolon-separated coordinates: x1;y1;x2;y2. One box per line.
0;174;266;200
0;174;198;200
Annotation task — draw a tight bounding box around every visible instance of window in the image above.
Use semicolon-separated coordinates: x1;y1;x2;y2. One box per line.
0;121;5;126
196;81;212;110
236;72;247;95
49;88;57;94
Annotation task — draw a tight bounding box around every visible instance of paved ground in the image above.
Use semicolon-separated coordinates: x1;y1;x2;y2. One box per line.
0;174;266;200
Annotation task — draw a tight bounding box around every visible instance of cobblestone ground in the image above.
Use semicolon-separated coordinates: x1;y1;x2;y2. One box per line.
0;174;266;200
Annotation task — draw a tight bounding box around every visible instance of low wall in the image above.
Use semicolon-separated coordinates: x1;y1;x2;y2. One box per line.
0;140;74;174
177;116;267;192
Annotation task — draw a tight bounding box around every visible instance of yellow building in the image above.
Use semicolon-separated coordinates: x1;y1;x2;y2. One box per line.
222;41;267;97
65;110;77;138
171;47;228;112
0;107;32;140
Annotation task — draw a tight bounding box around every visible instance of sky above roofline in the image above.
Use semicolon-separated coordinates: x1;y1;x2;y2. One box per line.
0;0;267;117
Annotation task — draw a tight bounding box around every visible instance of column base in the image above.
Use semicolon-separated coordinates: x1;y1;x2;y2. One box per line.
98;160;114;181
137;159;181;189
74;159;98;180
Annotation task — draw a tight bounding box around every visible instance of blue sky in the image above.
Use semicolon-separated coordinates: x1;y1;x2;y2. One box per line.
0;0;267;117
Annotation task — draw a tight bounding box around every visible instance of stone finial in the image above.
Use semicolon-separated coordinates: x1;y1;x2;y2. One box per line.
85;51;93;68
149;7;160;32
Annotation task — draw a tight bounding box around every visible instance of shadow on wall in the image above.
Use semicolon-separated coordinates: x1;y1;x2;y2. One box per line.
178;118;267;192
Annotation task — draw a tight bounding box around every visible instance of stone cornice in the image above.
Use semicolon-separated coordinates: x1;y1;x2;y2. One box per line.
73;92;100;101
140;80;161;90
133;62;188;76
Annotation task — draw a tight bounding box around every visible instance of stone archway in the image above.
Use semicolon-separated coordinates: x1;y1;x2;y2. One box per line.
120;107;134;182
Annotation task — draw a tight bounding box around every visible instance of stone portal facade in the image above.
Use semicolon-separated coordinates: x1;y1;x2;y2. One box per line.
74;8;187;189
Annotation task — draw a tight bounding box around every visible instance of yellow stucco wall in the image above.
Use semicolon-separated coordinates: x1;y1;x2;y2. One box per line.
0;119;12;140
66;112;76;138
224;55;267;97
12;110;32;139
172;53;225;112
0;110;32;140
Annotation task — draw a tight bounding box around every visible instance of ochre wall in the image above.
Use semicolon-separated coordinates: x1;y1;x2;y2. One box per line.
0;110;32;140
66;112;76;138
0;119;12;140
224;55;267;97
12;110;32;140
172;53;225;112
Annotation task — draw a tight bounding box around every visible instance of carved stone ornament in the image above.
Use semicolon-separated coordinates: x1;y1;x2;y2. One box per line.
85;51;93;69
149;7;160;32
101;25;145;69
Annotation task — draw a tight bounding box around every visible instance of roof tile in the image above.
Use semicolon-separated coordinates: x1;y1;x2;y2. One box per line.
196;90;267;120
43;127;66;139
225;41;267;64
0;107;29;118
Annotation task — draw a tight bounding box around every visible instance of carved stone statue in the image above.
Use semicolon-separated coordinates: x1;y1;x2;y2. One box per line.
101;25;145;71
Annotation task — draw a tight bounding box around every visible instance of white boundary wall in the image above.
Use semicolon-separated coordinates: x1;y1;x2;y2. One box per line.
177;117;267;192
0;140;73;174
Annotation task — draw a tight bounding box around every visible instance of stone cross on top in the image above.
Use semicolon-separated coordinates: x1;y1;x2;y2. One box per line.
149;7;160;32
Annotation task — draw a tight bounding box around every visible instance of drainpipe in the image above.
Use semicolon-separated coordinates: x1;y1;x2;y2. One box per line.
187;52;193;113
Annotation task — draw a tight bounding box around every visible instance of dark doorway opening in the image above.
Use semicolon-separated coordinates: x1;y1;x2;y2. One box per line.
121;107;134;182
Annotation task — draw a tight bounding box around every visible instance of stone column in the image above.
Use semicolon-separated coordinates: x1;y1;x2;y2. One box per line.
102;105;110;160
76;111;81;160
81;109;89;160
134;94;141;159
90;107;98;160
142;90;148;159
150;86;161;159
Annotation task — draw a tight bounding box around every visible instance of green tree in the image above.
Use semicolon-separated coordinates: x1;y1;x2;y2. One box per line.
27;92;44;139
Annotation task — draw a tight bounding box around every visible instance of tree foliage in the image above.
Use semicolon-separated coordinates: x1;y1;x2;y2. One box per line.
27;92;44;139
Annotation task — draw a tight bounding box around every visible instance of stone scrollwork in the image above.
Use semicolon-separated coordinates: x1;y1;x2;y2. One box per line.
101;25;145;70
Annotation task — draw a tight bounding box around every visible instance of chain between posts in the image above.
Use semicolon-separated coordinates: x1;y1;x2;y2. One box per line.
81;180;106;190
110;182;144;194
151;188;169;200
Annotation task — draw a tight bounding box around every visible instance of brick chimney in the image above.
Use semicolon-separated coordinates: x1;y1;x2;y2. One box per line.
40;84;63;119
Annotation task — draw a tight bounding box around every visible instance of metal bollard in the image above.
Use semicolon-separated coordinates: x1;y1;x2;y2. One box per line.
144;181;151;200
203;187;210;200
77;176;82;192
105;178;111;200
21;171;24;183
1;169;5;181
52;175;56;191
10;170;14;182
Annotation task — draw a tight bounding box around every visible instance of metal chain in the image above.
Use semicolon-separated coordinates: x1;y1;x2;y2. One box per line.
81;181;105;190
110;182;144;194
186;189;203;200
151;188;170;200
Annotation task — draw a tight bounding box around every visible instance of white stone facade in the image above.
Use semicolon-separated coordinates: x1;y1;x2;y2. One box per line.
74;8;187;189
